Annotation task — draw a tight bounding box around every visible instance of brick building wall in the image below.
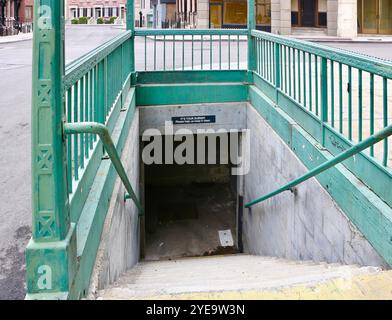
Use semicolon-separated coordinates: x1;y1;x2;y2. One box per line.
19;0;33;24
67;0;127;19
0;0;33;35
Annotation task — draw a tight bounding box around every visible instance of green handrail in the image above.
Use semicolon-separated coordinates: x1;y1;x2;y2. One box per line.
245;124;392;208
64;122;143;215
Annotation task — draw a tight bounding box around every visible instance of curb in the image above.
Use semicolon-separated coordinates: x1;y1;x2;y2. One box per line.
292;36;392;44
0;33;33;44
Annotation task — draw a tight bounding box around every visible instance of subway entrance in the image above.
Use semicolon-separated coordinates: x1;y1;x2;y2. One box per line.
141;133;242;261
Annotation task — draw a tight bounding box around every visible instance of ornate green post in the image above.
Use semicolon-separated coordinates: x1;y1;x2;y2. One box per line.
26;0;76;299
247;0;255;72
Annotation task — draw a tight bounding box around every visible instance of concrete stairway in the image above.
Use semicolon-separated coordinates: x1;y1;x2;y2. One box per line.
96;254;392;300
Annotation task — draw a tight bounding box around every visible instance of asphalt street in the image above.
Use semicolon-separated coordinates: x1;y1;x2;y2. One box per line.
0;25;391;300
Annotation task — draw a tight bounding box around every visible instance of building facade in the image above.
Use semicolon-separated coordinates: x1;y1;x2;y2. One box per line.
66;0;154;27
193;0;392;36
67;0;127;23
64;0;392;35
148;0;176;28
135;0;154;27
0;0;33;36
176;0;197;27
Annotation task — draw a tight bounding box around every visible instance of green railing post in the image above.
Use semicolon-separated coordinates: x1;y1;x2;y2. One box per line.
247;0;255;73
275;43;281;101
321;57;328;146
26;0;76;299
98;61;105;124
127;0;135;75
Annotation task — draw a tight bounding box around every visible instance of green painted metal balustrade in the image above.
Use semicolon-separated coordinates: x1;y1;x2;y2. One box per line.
26;0;391;299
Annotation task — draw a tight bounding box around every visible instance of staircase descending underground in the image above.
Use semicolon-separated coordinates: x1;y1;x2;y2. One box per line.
95;255;392;300
27;0;392;300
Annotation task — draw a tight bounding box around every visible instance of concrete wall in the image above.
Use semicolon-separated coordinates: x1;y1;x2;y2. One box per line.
89;98;387;298
139;102;247;134
88;109;141;296
139;102;247;185
243;104;388;268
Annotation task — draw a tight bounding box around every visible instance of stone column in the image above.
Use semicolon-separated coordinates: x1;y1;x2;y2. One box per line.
327;0;338;36
279;0;291;35
337;0;357;38
197;0;209;28
64;0;68;20
271;0;281;34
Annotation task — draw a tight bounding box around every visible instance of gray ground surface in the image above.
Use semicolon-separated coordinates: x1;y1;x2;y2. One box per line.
0;25;391;300
320;42;392;61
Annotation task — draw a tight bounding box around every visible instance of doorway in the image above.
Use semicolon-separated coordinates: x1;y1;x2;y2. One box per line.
300;0;316;27
142;133;239;261
358;0;392;35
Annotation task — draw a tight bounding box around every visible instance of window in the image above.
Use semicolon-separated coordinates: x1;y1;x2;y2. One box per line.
223;1;247;25
256;0;271;25
215;0;271;26
25;6;32;20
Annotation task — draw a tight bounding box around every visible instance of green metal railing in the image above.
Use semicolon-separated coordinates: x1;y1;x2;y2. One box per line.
251;30;392;168
64;122;143;214
27;0;140;299
64;31;133;194
134;29;248;71
246;124;392;208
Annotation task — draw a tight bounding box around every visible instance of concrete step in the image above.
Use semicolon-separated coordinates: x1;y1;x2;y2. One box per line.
96;254;391;300
291;27;328;36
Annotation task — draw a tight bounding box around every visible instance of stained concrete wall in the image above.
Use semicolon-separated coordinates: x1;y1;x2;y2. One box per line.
89;98;387;298
139;102;247;134
139;103;247;185
88;109;141;296
243;104;388;268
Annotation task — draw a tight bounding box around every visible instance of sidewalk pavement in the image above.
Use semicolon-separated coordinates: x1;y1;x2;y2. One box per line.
0;32;32;44
1;29;392;44
291;35;392;43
